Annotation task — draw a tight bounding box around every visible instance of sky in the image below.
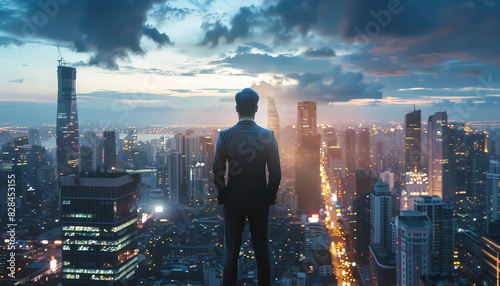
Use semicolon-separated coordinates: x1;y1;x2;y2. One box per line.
1;0;500;127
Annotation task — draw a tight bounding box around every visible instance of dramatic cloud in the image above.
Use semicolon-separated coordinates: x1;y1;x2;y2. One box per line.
303;47;335;58
0;0;172;69
0;36;23;47
211;52;333;74
252;65;383;102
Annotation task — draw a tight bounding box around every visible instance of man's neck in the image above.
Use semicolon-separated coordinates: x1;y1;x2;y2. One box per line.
239;116;254;121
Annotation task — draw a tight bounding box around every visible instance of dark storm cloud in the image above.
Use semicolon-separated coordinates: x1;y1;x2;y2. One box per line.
303;47;335;58
200;0;500;72
200;20;228;47
200;6;261;47
0;36;23;47
143;25;173;47
0;0;172;69
211;52;333;74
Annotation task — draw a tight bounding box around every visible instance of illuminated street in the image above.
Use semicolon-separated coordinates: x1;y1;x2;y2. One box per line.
320;163;356;286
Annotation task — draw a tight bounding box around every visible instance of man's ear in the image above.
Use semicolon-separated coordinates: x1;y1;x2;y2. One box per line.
235;105;238;113
255;105;258;113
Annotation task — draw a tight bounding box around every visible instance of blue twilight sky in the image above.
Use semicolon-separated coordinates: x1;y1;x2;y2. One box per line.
1;0;500;127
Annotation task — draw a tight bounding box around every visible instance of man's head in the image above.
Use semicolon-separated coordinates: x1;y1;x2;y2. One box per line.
235;88;259;118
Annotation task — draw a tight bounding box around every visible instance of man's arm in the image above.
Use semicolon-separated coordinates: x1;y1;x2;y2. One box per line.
266;131;281;205
213;132;227;205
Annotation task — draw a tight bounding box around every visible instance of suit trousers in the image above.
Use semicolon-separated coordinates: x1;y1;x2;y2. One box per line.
223;205;270;286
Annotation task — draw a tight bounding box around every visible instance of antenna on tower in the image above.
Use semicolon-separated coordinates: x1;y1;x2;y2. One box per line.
414;104;416;112
57;44;67;66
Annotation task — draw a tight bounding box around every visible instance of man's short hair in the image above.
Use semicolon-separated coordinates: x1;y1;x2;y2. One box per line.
235;88;259;116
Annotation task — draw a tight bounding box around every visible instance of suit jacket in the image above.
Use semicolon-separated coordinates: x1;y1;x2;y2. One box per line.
213;120;281;209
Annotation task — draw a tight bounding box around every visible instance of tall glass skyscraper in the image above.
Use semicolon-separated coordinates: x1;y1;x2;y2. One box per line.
56;65;80;177
427;111;447;198
267;96;279;146
404;109;422;173
61;172;139;285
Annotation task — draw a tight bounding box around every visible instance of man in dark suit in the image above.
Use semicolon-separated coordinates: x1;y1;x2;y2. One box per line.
213;88;281;286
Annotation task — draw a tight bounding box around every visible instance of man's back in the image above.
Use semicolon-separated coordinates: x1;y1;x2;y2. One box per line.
213;120;281;210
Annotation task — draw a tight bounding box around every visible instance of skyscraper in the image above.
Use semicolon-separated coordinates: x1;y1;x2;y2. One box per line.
296;101;321;212
401;172;429;211
486;160;500;236
345;128;356;169
404;108;422;173
414;196;454;275
103;131;117;170
370;180;392;250
359;128;371;170
268;96;279;145
56;65;79;177
61;172;139;285
466;133;490;200
427;112;447;198
396;211;431;286
443;123;467;201
297;101;317;140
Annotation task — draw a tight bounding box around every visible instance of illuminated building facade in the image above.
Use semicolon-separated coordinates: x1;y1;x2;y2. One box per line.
427;112;447;198
487;160;500;236
61;172;139;285
401;172;429;211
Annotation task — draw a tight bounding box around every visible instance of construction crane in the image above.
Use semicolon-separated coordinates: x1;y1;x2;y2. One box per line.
57;44;67;66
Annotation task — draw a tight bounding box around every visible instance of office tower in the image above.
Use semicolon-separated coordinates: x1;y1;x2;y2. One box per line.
103;131;116;170
443;123;467;201
380;171;394;192
396;211;431;286
323;126;337;146
374;142;384;172
296;101;322;212
352;193;371;264
481;236;500;286
1;144;46;201
56;65;79;177
79;146;93;172
466;133;490;200
359;128;371;170
9;135;29;147
370;180;392;250
356;169;372;199
369;180;396;285
427;112;447;198
123;128;137;152
268;96;280;145
297;101;317;140
345;128;356;169
167;152;187;205
404;108;422;173
486;160;500;236
61;172;139;285
28;128;41;146
401;172;428;211
414;196;454;275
